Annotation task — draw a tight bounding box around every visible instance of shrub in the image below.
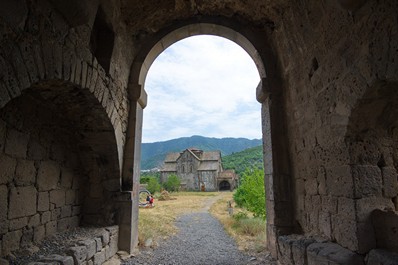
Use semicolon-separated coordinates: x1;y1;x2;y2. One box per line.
234;217;265;236
147;177;161;194
233;212;248;221
163;174;181;192
233;168;266;218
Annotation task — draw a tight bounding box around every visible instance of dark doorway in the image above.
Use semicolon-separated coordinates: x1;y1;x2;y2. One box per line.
219;181;231;191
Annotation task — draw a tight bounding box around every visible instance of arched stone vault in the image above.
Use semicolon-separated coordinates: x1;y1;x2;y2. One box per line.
124;16;294;258
0;0;397;263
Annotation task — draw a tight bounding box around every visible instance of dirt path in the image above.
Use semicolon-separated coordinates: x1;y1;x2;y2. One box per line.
122;193;276;265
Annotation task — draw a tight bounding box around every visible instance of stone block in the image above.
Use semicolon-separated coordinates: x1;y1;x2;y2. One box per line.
9;216;27;230
326;166;354;197
352;165;382;198
37;161;60;191
79;239;96;260
28;214;41;228
67;246;87;265
65;190;75;205
292;237;316;265
61;168;74;189
46;220;57;236
0;154;17;184
381;167;398;198
58;217;72;232
5;128;29;158
8;186;37;218
15;160;36;186
94;237;102;252
331;214;358;251
356;197;394;222
0;185;8;220
101;230;110;247
93;249;106;265
72;206;81;216
38;192;50;212
39;255;74;265
366;249;398;265
50;190;65;208
21;228;34;247
307;242;365;265
337;197;355;218
61;206;72;218
372;209;398;252
278;235;296;265
51;208;61;220
41;211;51;224
34;225;45;243
108;235;118;259
106;226;119;236
2;230;22;256
27;141;47;160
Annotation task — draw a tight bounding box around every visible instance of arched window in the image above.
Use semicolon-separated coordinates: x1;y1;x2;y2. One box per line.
190;165;193;173
182;165;185;173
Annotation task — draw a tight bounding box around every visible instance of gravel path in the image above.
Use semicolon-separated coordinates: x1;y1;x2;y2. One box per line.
123;195;276;265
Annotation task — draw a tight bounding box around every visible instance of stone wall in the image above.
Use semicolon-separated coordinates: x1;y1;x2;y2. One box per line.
265;0;398;262
0;93;85;257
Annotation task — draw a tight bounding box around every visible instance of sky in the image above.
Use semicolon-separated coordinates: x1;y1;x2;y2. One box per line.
142;35;261;143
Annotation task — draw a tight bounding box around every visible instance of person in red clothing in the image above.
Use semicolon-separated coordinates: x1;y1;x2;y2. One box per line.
149;195;154;207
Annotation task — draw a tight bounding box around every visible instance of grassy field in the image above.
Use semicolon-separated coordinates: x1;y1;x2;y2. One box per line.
137;191;266;255
138;192;218;247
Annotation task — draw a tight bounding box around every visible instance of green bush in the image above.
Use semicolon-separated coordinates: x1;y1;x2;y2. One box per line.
147;177;161;194
233;212;248;221
233;168;266;218
163;174;181;192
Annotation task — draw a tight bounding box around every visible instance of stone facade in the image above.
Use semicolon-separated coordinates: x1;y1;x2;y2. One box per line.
0;0;397;264
160;149;237;191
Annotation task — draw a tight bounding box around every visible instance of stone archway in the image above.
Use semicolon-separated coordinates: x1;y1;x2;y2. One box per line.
125;17;294;257
0;78;124;257
219;180;231;191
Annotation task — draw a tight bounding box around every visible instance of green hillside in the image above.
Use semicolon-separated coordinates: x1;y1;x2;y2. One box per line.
141;135;262;170
222;145;264;176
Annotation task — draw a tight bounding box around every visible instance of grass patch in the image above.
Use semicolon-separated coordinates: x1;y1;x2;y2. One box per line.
138;192;217;247
209;192;267;254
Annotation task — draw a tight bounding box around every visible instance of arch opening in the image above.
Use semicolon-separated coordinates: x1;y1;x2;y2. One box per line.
0;80;122;259
219;180;231;191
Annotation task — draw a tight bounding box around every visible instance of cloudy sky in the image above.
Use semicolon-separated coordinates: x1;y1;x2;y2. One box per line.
142;35;261;143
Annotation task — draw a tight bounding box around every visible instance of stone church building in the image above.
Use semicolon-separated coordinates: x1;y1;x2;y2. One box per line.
160;148;237;191
0;0;397;264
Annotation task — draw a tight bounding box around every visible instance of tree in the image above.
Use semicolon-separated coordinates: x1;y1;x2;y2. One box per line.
147;177;161;194
163;174;181;192
233;168;266;218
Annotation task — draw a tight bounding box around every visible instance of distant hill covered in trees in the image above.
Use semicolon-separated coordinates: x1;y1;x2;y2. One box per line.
222;145;264;176
141;135;262;170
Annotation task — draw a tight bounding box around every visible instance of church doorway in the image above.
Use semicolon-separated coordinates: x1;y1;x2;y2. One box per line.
219;181;231;191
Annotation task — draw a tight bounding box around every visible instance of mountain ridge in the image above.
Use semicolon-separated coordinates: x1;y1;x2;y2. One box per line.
141;135;262;170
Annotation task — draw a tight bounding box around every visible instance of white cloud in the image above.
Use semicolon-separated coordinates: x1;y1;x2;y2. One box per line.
142;35;261;143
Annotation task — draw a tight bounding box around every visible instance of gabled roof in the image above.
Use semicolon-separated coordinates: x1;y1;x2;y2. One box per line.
164;152;180;162
198;161;219;171
161;163;177;172
201;151;221;161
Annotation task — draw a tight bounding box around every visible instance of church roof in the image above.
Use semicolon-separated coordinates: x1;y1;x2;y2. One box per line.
161;163;177;172
198;161;219;171
164;152;180;162
201;151;221;161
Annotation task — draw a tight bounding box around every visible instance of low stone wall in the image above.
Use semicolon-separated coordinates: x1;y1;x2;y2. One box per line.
29;226;119;265
277;235;398;265
0;226;119;265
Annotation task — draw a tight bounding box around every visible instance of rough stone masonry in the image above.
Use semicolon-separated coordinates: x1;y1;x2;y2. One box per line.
0;0;397;264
